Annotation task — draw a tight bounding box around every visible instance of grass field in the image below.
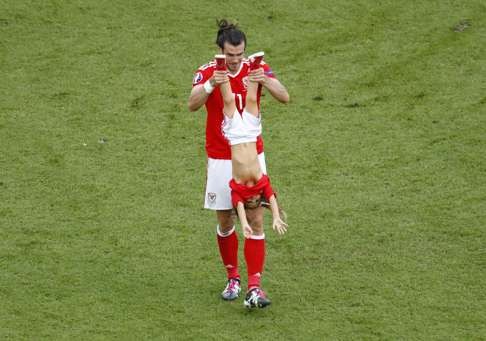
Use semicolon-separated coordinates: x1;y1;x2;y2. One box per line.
1;0;486;339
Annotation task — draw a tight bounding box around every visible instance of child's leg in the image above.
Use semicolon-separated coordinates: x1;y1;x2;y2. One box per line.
245;80;259;117
220;80;236;118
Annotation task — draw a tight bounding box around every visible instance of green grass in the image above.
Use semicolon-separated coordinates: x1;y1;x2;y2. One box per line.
1;0;485;339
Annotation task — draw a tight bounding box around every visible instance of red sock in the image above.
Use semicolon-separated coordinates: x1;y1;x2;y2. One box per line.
217;226;239;280
244;235;265;290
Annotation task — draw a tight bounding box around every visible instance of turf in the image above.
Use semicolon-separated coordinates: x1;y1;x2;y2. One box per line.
1;0;485;339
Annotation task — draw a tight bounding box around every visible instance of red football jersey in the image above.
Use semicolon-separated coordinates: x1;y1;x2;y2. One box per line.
192;58;276;159
229;174;275;207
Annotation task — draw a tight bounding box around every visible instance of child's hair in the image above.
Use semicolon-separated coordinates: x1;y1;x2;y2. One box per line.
232;197;287;223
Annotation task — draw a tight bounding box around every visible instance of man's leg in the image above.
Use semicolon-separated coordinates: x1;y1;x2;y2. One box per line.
205;157;240;300
243;207;271;308
244;207;264;289
216;209;238;280
216;209;241;300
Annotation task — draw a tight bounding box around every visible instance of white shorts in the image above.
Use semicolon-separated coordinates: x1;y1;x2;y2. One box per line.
204;153;267;210
222;110;262;146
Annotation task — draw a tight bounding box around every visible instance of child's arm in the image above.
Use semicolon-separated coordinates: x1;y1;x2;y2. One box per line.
236;202;253;238
268;195;288;235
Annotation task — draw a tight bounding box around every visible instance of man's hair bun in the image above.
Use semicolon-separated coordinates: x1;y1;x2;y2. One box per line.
215;19;246;49
217;19;236;31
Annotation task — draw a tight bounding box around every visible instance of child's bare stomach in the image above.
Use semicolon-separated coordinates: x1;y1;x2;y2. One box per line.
231;143;262;184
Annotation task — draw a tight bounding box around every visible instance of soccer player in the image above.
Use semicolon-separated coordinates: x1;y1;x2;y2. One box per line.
188;20;289;308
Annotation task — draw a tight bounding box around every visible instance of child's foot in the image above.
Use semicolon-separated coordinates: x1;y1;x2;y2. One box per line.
248;52;264;70
215;54;227;71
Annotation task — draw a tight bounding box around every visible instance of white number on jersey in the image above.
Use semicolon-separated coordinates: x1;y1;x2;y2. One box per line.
235;93;243;112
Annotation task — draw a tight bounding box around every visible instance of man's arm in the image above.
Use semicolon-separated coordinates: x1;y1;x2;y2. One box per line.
188;83;211;112
188;71;228;111
249;69;290;104
263;76;290;103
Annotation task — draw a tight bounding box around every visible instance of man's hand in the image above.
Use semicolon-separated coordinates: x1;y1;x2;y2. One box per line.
248;68;267;85
272;218;288;235
212;70;229;86
188;70;228;111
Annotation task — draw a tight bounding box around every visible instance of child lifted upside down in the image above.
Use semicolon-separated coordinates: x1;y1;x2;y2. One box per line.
218;52;288;308
219;52;287;237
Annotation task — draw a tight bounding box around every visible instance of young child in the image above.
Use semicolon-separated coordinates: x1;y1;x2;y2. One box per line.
218;52;288;308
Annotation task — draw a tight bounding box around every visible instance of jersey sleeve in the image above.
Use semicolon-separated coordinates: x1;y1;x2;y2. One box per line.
261;175;275;201
229;180;245;207
192;63;215;87
231;190;244;208
262;62;276;79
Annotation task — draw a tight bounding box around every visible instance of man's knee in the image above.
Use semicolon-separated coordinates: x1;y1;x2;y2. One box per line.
247;207;264;235
216;210;235;231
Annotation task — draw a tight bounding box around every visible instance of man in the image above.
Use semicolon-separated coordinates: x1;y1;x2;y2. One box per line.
187;20;289;308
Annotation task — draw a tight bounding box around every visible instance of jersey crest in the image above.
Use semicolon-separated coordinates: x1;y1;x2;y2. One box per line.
242;76;249;89
193;72;203;85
